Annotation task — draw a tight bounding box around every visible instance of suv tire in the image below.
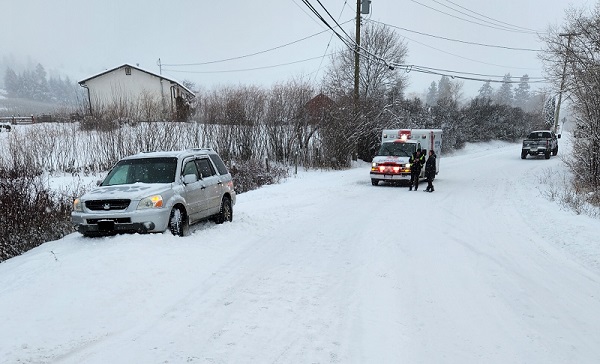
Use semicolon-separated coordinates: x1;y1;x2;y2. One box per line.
169;206;189;236
214;197;232;224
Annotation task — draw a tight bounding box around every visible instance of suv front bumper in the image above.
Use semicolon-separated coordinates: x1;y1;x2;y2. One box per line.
72;208;170;235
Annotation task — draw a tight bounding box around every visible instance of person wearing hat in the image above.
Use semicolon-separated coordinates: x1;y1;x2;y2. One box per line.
425;149;436;192
409;148;425;191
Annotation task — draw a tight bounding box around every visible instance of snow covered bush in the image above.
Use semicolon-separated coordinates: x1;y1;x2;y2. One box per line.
229;159;289;194
0;165;75;263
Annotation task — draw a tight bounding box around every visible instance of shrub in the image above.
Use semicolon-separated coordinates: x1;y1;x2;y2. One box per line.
229;159;289;194
0;166;75;263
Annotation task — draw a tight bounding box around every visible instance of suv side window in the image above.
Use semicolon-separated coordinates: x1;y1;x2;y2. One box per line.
196;158;216;178
183;160;199;178
209;154;229;175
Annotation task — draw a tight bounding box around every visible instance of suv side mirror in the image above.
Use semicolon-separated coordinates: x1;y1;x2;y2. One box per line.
183;174;198;184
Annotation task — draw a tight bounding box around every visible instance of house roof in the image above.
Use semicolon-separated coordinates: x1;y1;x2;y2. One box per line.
78;63;195;98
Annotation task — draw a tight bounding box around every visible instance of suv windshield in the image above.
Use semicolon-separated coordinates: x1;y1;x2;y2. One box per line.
102;157;178;186
377;142;414;157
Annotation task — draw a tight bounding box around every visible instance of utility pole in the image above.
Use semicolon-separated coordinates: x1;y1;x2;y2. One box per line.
157;58;165;110
554;33;579;134
353;1;361;113
353;1;371;112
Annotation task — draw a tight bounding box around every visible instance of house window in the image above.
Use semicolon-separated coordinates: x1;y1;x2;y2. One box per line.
125;66;131;75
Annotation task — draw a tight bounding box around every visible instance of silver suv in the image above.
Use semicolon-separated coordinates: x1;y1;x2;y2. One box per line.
72;148;236;237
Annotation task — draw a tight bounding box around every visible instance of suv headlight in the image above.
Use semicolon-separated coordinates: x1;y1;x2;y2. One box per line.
138;195;164;209
73;198;83;212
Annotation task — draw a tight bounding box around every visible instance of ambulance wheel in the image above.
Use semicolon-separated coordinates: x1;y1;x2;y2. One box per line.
371;179;379;186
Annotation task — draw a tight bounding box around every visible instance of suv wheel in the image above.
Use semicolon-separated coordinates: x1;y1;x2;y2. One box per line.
214;197;232;224
169;206;189;236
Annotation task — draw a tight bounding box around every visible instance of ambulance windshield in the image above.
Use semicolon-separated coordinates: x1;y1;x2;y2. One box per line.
377;142;414;157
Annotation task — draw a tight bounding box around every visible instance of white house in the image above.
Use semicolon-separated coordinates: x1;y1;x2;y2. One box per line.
78;64;195;121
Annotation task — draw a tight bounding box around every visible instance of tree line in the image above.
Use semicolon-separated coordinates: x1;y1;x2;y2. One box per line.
3;63;82;105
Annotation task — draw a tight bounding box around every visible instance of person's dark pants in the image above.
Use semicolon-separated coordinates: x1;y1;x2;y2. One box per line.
410;169;421;190
426;177;434;191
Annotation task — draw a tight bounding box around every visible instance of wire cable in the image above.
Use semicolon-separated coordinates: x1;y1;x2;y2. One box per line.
366;19;541;52
440;0;543;33
398;31;539;71
162;19;352;67
162;53;337;74
409;0;540;34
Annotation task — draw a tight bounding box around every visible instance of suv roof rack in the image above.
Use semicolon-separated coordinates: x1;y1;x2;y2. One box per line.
189;147;214;152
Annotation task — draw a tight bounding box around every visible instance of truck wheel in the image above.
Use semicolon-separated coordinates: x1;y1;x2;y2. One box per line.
371;179;379;186
545;151;551;159
521;151;527;159
552;147;558;156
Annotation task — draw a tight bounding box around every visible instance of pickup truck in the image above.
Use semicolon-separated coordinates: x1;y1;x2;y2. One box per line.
521;130;559;159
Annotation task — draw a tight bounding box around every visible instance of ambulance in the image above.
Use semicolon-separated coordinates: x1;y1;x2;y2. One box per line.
370;129;442;186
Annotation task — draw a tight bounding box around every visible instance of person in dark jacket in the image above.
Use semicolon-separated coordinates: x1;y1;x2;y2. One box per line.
425;149;436;192
409;149;425;191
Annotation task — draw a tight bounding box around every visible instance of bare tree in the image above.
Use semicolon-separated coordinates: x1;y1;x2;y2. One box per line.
541;4;600;202
322;21;409;163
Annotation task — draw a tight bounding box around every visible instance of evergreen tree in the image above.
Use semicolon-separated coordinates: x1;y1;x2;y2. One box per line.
425;81;438;106
33;63;50;101
478;81;493;99
4;67;19;96
20;70;36;99
514;74;531;111
437;76;452;101
495;73;514;106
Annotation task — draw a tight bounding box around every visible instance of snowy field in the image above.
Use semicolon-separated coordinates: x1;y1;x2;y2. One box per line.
1;133;599;363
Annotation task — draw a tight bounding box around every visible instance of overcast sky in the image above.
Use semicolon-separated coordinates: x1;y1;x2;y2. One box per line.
1;0;594;98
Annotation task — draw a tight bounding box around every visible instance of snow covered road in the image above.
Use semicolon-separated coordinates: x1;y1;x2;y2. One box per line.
1;136;600;363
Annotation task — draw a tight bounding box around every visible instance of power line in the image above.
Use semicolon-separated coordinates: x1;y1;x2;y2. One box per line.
397;31;539;71
162;20;352;67
440;0;544;33
397;64;545;80
310;0;349;84
367;19;541;52
162;54;336;74
300;0;394;68
409;0;540;34
395;64;548;84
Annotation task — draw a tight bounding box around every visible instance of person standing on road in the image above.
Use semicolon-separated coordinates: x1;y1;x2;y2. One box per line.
409;149;425;191
425;149;436;192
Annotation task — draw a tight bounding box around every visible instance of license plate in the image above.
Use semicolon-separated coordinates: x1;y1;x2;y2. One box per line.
97;219;115;231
